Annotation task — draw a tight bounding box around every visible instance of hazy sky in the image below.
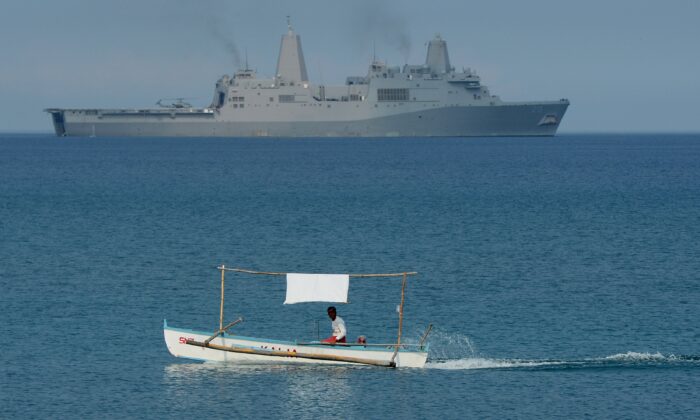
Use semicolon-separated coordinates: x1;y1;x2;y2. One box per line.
1;0;699;132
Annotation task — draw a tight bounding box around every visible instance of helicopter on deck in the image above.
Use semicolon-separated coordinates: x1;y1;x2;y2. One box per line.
156;98;194;109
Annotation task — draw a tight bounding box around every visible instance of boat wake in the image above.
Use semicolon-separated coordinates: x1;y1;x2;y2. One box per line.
424;332;699;370
427;352;700;370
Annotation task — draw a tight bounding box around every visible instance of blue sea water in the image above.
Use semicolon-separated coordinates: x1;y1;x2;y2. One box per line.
1;134;699;418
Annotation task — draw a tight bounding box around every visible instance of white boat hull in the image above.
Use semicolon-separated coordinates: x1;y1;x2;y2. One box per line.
164;321;428;368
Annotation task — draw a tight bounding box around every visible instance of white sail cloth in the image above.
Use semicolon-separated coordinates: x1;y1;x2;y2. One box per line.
284;273;349;304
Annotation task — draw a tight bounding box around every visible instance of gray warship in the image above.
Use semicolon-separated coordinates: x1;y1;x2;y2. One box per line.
46;23;569;137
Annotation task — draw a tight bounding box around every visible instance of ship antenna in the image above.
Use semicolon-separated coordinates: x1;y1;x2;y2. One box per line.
245;48;249;71
373;40;376;63
287;15;292;32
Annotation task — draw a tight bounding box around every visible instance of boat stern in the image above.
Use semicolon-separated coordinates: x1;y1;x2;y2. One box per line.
394;349;429;368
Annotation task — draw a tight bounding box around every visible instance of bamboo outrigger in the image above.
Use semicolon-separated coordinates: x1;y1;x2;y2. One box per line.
163;265;431;368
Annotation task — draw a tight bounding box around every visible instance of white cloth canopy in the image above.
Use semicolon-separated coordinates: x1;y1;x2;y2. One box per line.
284;273;349;304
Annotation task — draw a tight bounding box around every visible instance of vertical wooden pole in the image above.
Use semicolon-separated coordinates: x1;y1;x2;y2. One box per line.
391;272;408;365
219;264;225;331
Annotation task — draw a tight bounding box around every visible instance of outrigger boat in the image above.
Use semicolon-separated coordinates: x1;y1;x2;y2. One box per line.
164;266;431;368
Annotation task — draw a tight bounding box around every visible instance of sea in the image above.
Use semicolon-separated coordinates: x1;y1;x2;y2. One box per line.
1;133;699;418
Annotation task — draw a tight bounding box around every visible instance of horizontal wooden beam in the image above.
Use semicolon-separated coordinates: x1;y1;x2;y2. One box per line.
296;342;422;349
217;266;417;278
185;339;395;368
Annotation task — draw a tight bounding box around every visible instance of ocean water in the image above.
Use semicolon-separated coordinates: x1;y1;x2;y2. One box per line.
1;134;699;418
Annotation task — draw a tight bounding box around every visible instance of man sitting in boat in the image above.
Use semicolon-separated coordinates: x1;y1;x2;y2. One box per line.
321;306;346;343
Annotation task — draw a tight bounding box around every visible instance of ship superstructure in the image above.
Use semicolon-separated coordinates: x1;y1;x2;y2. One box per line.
47;23;569;137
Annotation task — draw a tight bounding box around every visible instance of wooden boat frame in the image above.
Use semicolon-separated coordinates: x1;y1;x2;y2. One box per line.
164;265;431;368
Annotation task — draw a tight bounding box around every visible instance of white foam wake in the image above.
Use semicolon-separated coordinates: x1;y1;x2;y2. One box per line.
425;352;695;370
602;351;669;361
426;357;564;370
421;330;696;370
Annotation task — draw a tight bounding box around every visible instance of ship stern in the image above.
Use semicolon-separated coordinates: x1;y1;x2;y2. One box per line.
45;109;67;137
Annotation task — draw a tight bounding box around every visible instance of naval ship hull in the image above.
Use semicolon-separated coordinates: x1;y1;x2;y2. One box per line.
48;25;570;137
48;101;568;138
